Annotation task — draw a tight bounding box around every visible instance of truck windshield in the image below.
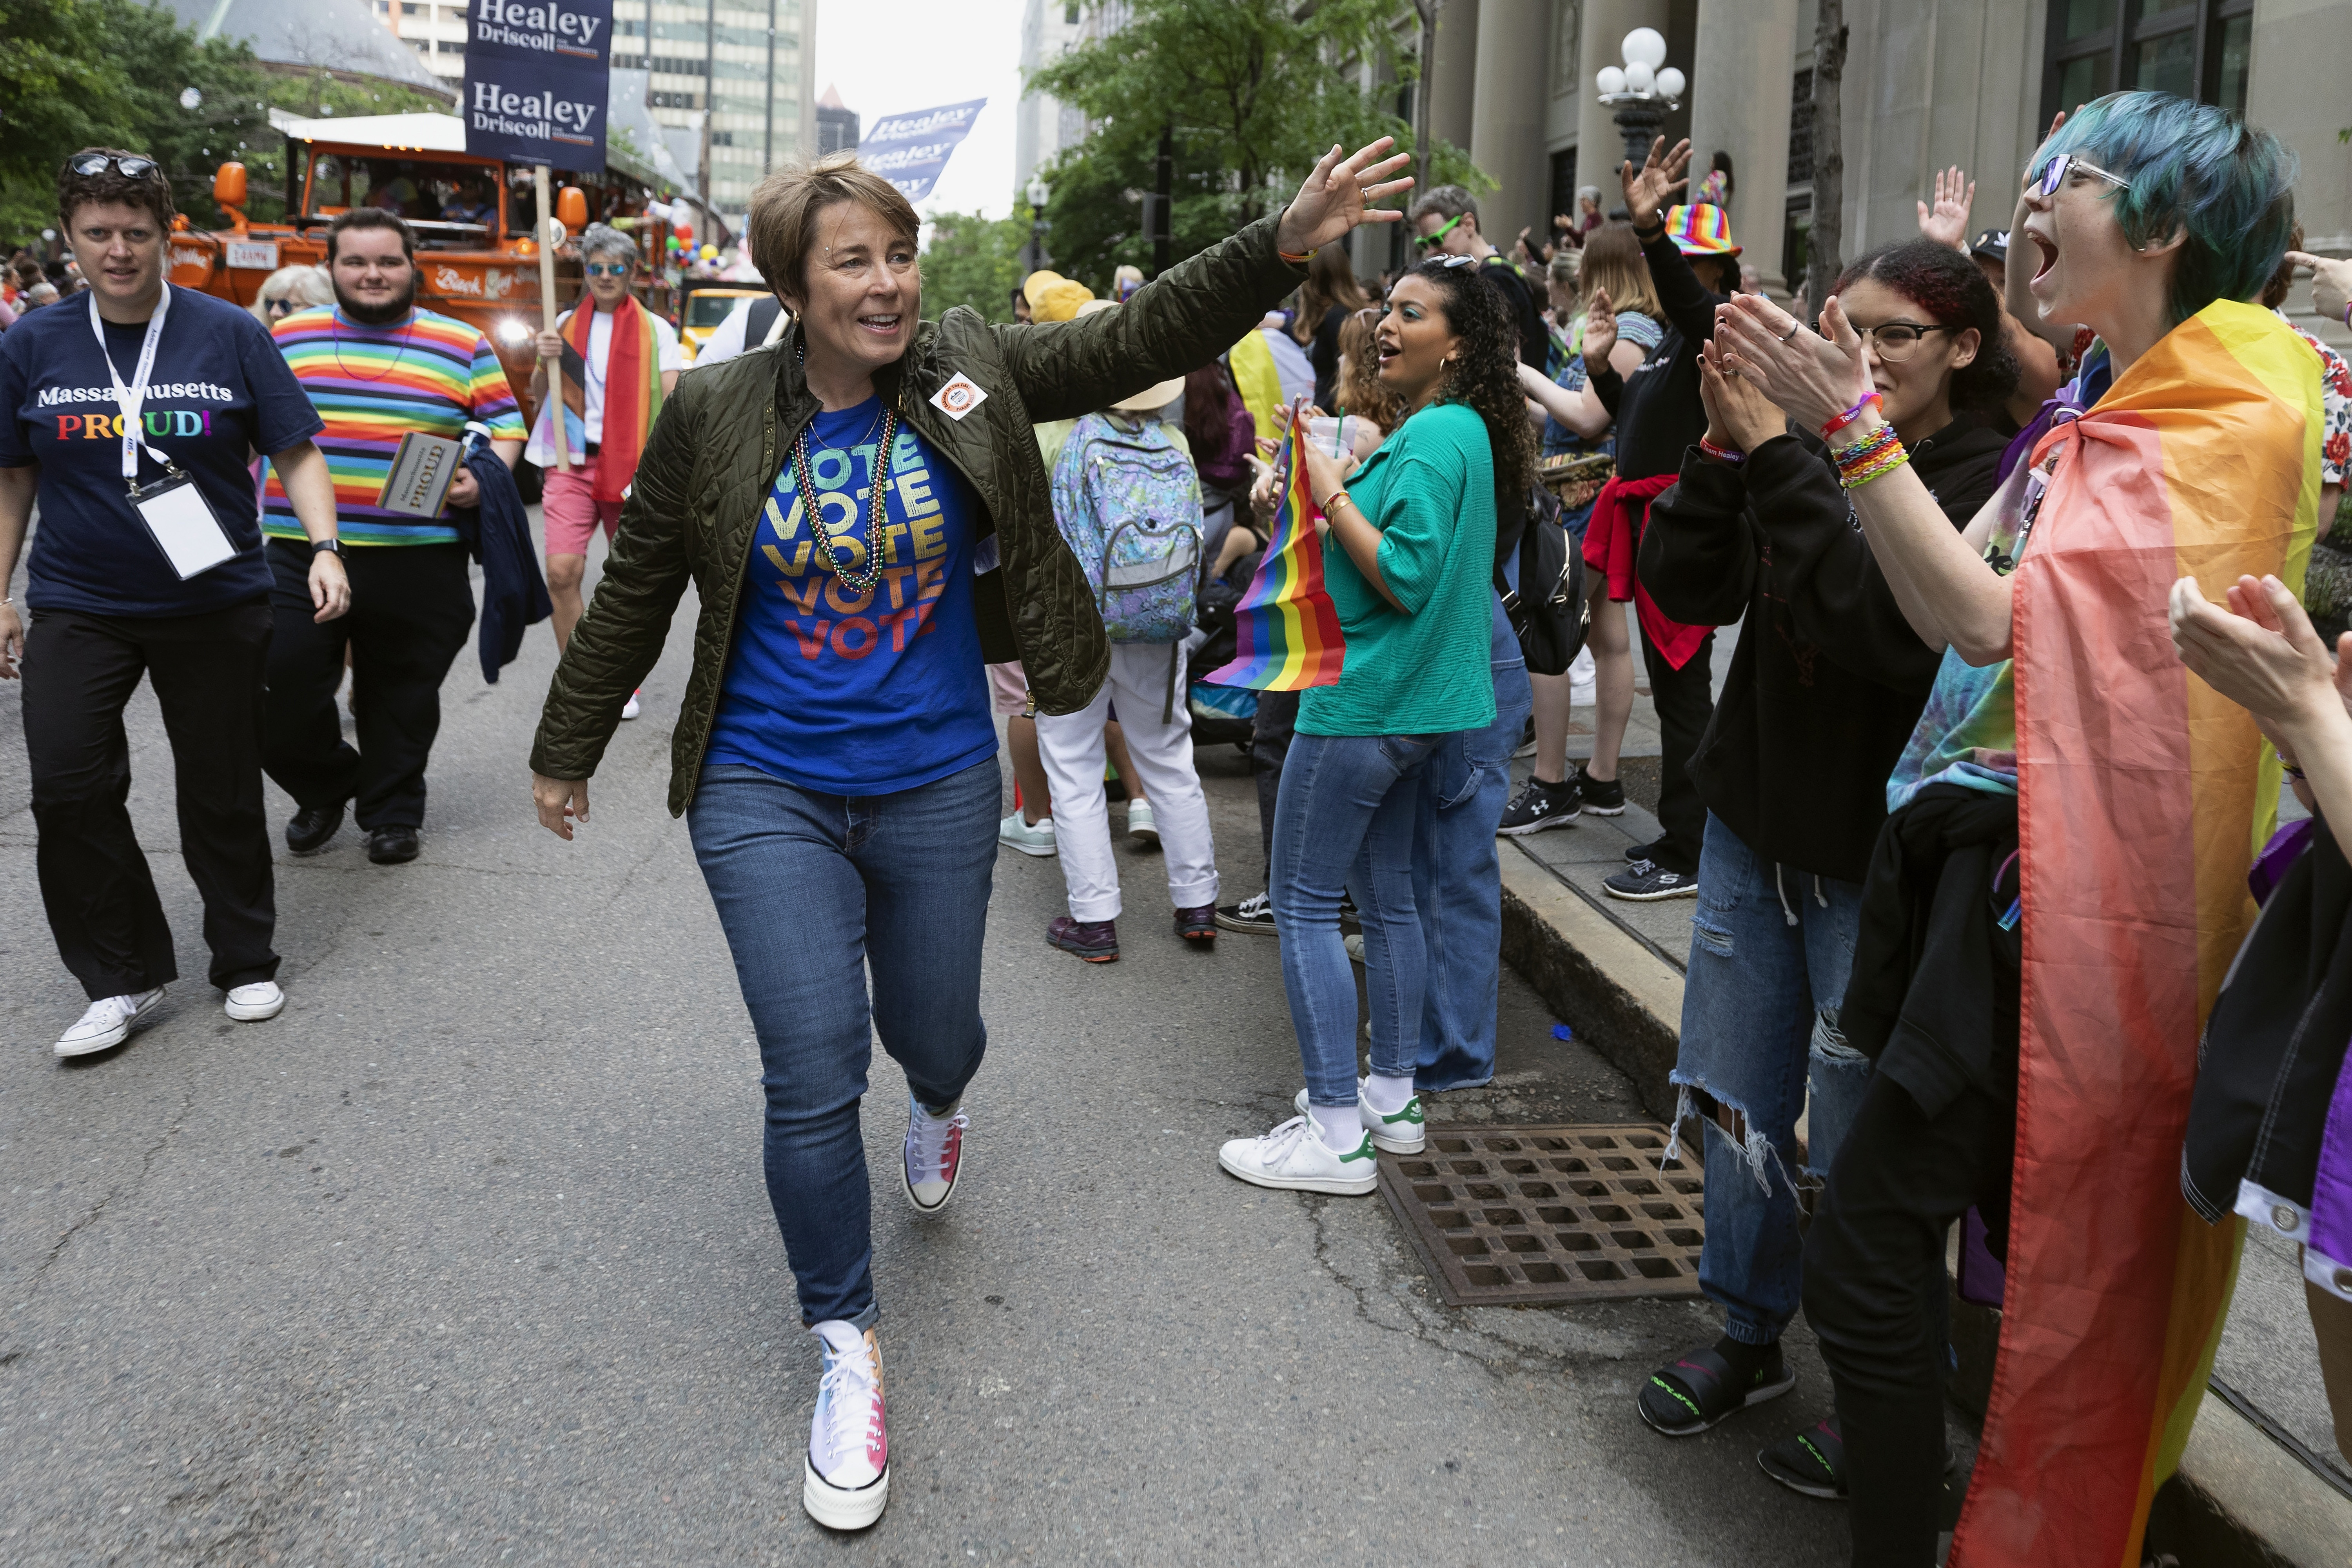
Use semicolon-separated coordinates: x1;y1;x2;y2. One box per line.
686;293;755;328
308;156;497;242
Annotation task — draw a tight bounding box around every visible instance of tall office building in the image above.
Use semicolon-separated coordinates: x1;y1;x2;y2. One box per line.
815;83;860;156
1013;0;1091;198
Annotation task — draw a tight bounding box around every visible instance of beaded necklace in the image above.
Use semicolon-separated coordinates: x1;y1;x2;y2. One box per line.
790;402;898;597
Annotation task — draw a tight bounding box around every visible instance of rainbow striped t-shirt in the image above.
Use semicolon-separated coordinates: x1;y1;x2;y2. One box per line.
263;305;524;546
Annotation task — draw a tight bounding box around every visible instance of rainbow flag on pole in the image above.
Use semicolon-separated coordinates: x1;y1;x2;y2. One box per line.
1949;298;2319;1568
1205;418;1346;690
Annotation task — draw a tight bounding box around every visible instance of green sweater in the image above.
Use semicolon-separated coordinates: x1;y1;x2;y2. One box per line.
1298;401;1499;738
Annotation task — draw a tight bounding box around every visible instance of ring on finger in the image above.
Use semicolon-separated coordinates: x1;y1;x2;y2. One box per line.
1778;323;1800;343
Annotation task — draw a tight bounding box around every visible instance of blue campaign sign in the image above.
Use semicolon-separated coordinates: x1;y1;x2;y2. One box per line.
858;98;989;203
462;0;614;174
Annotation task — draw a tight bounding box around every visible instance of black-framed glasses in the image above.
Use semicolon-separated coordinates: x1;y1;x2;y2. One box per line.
2027;152;2129;200
70;153;163;182
1853;321;1956;362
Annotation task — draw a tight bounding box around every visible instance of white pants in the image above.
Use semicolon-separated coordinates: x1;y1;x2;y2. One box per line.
1034;642;1220;922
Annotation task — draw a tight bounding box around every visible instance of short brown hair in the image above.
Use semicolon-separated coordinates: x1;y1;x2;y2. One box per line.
746;152;921;306
326;208;416;267
57;148;175;232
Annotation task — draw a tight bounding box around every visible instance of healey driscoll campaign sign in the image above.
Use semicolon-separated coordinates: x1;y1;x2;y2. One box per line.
462;0;614;174
857;98;988;204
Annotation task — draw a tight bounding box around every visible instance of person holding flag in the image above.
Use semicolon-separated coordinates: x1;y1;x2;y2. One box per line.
1216;254;1535;1197
529;223;684;717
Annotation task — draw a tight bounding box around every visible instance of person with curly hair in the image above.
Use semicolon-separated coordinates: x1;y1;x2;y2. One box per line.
1218;254;1534;1191
1627;239;2017;1494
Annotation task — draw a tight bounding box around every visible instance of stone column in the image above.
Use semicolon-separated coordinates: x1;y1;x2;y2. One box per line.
1688;0;1799;292
1576;0;1673;207
1468;0;1554;246
1426;0;1481;162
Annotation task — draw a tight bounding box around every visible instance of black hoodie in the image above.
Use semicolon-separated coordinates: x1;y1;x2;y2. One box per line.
1636;419;2007;883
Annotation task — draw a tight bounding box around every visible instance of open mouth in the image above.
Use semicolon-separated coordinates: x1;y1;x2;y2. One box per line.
2027;230;2058;286
857;312;902;336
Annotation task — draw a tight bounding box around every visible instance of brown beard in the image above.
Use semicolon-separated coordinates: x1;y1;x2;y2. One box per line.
334;271;417;325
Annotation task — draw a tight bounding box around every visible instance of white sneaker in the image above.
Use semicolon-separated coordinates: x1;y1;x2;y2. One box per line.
1293;1079;1427;1155
1343;932;1367;964
620;690;643;720
1218;1113;1379;1196
1127;799;1158;846
803;1321;889;1530
902;1093;967;1214
998;810;1056;857
225;981;285;1022
55;988;166;1058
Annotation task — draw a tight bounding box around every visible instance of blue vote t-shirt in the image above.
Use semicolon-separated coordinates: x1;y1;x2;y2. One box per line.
705;397;998;795
0;285;323;617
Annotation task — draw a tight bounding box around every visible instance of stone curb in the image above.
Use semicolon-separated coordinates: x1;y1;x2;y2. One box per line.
1493;840;2352;1567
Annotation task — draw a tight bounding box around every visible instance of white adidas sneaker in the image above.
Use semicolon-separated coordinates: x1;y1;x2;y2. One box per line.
1292;1079;1427;1154
1217;1113;1379;1196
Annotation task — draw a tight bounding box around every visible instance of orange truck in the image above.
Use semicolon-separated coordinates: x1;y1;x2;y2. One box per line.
167;110;696;419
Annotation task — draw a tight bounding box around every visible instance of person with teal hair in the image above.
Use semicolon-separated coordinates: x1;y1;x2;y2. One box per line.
1713;91;2314;1565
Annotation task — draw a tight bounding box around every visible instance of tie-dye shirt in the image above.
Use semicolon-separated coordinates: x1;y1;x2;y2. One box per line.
1884;452;2052;812
262;305;524;546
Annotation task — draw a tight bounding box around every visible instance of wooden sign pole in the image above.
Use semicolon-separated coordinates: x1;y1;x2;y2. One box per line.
535;163;569;472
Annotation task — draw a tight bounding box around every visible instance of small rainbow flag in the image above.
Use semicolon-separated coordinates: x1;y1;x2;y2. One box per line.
1205;418;1345;690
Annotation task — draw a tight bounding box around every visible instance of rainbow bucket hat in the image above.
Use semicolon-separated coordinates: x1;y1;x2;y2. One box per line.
1663;203;1740;258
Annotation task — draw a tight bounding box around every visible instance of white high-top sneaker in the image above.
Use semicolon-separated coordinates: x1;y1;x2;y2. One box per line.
802;1321;889;1530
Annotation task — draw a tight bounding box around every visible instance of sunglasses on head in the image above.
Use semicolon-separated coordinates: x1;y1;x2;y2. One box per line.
1412;212;1464;250
2027;152;2130;199
584;262;629;277
1427;253;1477;270
71;153;162;182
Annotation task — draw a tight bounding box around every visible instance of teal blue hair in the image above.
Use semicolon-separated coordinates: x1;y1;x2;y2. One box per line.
2030;91;2297;327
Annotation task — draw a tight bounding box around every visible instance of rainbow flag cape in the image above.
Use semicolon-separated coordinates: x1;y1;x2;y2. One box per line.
1951;299;2319;1568
1205;419;1345;690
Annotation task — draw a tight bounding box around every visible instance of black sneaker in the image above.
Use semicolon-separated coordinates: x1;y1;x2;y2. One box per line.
286;802;344;855
1624;838;1662;862
1573;763;1626;815
366;825;420;865
1215;891;1276;935
1604;859;1698;901
1497;777;1580;837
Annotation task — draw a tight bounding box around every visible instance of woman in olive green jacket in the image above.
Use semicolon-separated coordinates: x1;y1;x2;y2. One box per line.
525;140;1413;1532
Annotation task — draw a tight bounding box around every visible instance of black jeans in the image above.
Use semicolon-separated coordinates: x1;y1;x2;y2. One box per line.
23;603;279;996
1641;623;1714;875
1249;686;1299;878
263;540;474;831
1803;1070;2015;1566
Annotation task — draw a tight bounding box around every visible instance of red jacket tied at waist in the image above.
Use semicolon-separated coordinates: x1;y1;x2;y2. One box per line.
1584;470;1709;670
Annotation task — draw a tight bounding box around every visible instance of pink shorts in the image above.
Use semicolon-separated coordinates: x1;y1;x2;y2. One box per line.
987;661;1031;717
542;455;626;556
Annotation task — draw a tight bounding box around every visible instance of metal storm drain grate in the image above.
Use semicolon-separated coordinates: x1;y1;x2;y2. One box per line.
1377;1124;1705;1307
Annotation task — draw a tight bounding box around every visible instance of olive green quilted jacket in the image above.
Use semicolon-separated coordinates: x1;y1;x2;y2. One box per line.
528;212;1308;815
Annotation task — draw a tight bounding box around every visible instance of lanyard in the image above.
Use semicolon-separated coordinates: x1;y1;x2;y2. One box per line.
87;285;174;486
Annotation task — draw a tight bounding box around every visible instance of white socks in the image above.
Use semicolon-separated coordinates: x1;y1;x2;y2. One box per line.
1363;1073;1416;1115
1310;1104;1362;1150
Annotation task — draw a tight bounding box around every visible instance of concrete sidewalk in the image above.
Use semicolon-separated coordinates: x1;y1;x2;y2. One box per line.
1491;757;2352;1566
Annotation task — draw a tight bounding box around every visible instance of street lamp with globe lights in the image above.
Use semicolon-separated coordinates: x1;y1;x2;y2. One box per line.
1594;27;1686;170
1025;175;1052;276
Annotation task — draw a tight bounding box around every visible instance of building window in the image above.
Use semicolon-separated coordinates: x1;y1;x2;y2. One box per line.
1063;2;1078;22
1551;1;1581;97
1548;148;1579;227
2040;0;2254;127
1786;68;1813;189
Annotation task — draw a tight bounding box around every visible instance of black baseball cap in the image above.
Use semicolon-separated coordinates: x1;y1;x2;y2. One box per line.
1969;229;2009;263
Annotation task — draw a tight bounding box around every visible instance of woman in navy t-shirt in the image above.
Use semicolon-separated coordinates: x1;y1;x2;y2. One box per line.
0;150;348;1058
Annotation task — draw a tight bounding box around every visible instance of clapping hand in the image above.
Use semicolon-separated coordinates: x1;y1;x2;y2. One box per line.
1621;137;1693;230
1697;339;1789;454
1712;292;1875;435
1274;138;1416;257
2169;573;2352;745
1579;286;1617;367
1917;165;1976;251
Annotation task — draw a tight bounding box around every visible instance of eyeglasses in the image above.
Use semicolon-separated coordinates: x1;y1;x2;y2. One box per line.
264;296;299;315
584;263;630;277
1412;213;1464;250
2027;152;2130;200
1853;321;1956;362
70;153;162;182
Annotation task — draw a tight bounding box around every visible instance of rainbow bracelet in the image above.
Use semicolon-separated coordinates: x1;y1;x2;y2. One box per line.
1833;424;1910;488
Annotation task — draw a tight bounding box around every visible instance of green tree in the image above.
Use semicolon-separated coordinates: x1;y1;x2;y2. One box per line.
0;0;139;239
1025;0;1484;295
920;207;1034;323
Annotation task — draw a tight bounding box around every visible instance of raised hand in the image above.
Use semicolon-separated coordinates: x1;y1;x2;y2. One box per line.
1917;165;1976;251
2169;574;2347;737
1275;138;1415;257
1711;291;1873;434
1579;285;1617;367
1621;137;1693;229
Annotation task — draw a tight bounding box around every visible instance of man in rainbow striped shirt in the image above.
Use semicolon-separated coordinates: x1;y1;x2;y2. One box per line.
261;208;525;865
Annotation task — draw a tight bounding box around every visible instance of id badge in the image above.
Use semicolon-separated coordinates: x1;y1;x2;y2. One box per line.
131;472;239;580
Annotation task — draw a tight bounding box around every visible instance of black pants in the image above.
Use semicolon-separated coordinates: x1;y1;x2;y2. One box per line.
23;603;279;996
1803;1071;2015;1566
1250;687;1299;877
1641;623;1714;875
264;540;474;831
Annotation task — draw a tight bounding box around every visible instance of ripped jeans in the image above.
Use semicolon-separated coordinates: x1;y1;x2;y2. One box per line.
1674;812;1872;1346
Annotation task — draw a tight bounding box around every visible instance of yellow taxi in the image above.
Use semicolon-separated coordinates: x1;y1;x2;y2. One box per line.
679;286;770;361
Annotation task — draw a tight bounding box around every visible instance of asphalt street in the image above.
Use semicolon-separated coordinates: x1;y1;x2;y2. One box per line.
0;535;1854;1565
